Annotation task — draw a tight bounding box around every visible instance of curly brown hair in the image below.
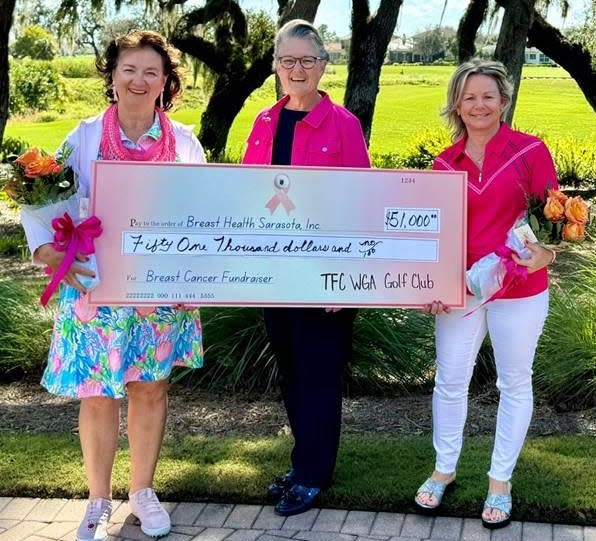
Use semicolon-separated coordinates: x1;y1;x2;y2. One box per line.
96;30;183;112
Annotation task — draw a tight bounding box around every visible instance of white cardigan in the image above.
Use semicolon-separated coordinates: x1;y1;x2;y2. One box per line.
21;112;206;257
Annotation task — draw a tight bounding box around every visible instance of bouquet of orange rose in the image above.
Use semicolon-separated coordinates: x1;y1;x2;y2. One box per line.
0;147;76;205
528;189;590;243
466;190;590;304
0;147;102;306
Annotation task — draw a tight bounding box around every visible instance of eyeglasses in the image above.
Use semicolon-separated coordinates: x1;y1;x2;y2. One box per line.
276;55;325;70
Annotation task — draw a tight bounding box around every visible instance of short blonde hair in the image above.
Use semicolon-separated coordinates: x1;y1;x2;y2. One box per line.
442;58;513;141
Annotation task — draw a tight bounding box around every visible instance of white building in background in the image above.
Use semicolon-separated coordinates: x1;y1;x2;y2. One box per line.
326;40;345;64
324;37;555;66
524;47;555;65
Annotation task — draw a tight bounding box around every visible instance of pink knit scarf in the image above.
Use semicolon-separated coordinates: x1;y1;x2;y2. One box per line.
99;104;177;162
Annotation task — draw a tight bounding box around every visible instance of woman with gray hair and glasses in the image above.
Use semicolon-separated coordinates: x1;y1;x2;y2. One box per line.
242;19;370;516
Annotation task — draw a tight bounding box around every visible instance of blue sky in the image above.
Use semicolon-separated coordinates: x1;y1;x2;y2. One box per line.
238;0;583;37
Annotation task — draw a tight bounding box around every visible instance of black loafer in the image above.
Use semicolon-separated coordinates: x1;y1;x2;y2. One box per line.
267;470;295;501
274;484;320;516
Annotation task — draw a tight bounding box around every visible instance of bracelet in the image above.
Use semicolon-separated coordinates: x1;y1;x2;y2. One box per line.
548;248;557;265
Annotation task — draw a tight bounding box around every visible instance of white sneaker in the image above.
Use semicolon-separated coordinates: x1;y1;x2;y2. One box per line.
76;498;112;541
129;488;171;537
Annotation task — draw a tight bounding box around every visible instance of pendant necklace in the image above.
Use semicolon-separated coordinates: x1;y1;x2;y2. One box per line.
465;149;484;183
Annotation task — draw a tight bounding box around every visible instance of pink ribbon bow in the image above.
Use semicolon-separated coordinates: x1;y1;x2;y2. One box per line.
487;245;529;302
265;188;295;214
465;246;528;317
40;212;103;307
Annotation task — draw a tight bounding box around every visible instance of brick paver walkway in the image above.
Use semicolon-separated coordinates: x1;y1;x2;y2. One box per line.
0;498;594;541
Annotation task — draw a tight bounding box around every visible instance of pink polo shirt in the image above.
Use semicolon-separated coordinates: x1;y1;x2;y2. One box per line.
434;123;559;299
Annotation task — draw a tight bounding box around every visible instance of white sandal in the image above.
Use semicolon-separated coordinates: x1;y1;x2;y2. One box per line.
482;482;512;529
414;475;456;513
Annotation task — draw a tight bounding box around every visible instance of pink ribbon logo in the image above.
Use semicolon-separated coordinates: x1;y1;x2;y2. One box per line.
40;212;103;307
266;174;295;214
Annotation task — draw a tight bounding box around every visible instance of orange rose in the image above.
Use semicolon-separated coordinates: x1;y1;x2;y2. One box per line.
547;189;568;205
564;196;589;224
562;222;585;242
24;156;63;178
543;195;565;222
15;148;42;167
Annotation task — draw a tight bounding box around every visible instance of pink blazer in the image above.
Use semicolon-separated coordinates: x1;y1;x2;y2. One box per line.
242;92;370;168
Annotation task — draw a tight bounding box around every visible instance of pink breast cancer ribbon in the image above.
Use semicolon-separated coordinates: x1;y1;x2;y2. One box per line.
40;212;103;307
266;187;295;214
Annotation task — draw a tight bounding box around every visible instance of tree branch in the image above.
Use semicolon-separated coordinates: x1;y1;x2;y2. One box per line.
457;0;489;61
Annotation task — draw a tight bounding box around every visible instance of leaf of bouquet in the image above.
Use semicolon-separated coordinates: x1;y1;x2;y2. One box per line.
529;214;540;234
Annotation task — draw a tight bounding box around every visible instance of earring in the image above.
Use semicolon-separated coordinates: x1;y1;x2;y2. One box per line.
159;89;164;109
112;84;118;102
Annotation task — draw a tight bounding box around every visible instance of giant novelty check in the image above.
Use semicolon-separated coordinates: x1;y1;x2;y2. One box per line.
87;162;467;307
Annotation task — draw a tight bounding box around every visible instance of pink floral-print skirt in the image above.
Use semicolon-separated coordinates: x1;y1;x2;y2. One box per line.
41;286;203;398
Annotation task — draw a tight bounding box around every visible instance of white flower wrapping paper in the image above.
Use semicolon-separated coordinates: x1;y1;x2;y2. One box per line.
20;193;100;291
465;216;532;303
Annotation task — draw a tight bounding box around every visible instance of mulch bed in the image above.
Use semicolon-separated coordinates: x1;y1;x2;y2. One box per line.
1;381;594;438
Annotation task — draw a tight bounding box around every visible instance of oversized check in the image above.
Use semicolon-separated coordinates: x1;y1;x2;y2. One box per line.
87;162;467;307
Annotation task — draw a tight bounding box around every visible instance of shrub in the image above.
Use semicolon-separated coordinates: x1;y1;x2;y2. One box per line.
176;307;277;392
371;129;450;170
11;25;58;61
350;309;435;393
178;306;438;394
534;244;596;409
370;152;402;169
549;138;596;189
53;56;98;79
0;279;53;380
0;232;27;257
0;136;29;162
205;150;242;164
9;59;64;115
398;128;451;169
370;131;596;190
0;197;27;257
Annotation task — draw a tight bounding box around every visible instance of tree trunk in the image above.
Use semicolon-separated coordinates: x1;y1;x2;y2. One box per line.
0;0;17;147
344;0;402;146
457;0;489;62
173;0;322;157
197;54;275;159
494;0;536;124
527;11;596;112
277;0;321;26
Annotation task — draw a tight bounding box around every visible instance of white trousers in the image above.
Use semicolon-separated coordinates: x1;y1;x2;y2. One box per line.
432;290;549;481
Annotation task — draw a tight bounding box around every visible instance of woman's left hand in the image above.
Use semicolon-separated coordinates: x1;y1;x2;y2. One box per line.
512;242;555;273
421;301;451;315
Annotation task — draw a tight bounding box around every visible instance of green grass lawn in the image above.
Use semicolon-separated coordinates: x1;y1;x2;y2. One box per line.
0;432;593;525
6;64;595;158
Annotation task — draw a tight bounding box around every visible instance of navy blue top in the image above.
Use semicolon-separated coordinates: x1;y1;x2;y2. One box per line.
272;108;308;166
